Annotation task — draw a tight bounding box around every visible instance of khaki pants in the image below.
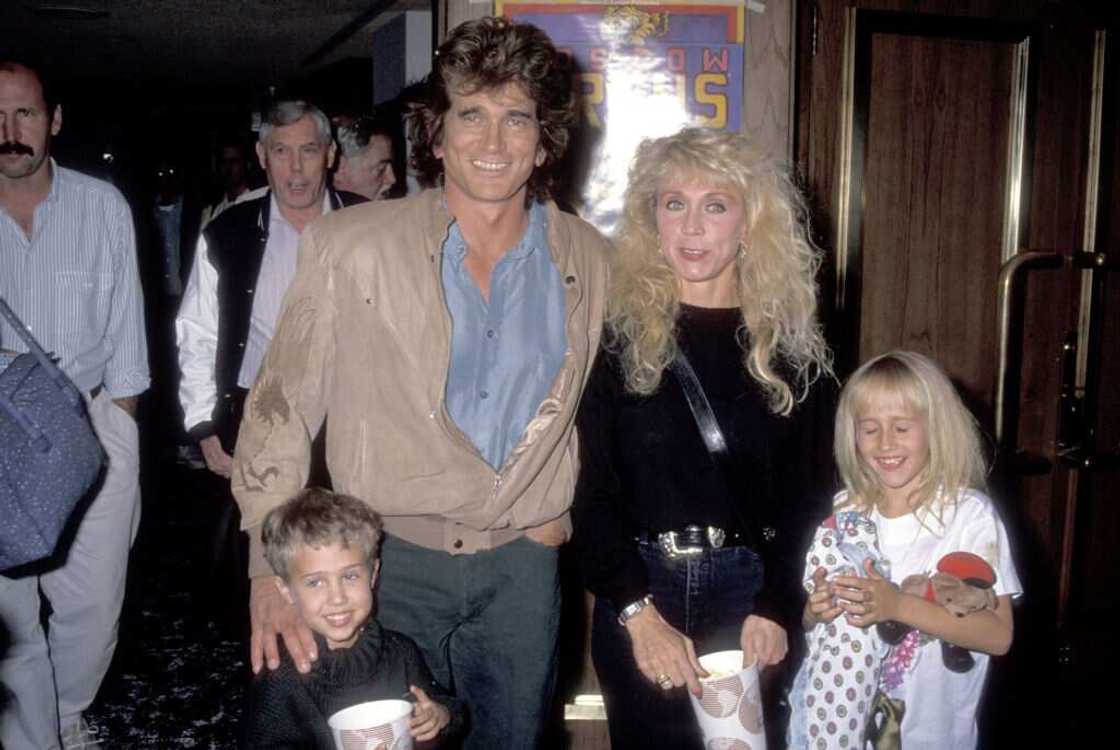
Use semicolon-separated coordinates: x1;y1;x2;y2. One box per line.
0;391;141;750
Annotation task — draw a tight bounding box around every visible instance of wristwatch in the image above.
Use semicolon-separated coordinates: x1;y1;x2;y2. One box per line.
617;594;654;626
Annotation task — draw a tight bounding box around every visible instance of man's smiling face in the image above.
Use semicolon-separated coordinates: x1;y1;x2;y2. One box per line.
435;81;544;210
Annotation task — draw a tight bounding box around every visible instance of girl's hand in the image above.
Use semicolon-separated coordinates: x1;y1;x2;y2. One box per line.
409;685;450;742
803;567;844;628
624;604;708;697
740;615;788;667
833;559;901;627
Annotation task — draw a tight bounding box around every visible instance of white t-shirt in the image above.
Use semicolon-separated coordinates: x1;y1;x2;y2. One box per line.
867;489;1022;750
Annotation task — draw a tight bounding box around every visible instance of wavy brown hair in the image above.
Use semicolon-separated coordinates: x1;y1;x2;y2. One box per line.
262;488;383;580
609;127;831;415
406;16;576;202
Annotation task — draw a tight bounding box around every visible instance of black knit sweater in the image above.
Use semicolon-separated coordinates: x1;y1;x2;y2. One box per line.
572;305;837;630
241;620;466;749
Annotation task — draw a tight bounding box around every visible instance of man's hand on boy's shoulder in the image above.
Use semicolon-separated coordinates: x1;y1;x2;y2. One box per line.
249;575;318;674
409;685;451;745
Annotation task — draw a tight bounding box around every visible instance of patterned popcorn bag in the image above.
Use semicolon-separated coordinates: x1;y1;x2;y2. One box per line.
688;650;767;750
787;512;890;750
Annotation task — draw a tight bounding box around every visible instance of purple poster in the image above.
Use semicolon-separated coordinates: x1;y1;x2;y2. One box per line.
500;1;747;233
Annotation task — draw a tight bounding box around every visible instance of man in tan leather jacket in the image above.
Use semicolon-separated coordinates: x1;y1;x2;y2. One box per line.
232;17;609;749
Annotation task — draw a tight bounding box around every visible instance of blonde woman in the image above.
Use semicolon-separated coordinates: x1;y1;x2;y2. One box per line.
572;127;836;748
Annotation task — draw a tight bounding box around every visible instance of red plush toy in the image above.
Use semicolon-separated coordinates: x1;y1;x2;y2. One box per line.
877;552;998;672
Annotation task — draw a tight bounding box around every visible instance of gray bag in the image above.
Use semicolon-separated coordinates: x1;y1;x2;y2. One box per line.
0;297;105;571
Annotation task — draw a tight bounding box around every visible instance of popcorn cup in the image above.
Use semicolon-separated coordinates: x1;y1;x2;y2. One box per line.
327;699;414;750
687;649;767;750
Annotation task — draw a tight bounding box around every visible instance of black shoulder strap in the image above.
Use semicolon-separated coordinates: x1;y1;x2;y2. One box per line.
668;352;732;468
669;349;761;549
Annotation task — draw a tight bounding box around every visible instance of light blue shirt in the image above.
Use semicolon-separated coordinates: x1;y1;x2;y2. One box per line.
442;202;567;470
0;161;149;397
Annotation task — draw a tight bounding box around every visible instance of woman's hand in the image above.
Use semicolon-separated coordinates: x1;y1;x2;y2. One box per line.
409;685;450;743
803;566;844;629
624;604;708;697
833;559;902;628
740;615;788;667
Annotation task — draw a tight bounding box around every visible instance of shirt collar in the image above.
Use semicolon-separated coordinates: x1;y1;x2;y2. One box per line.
444;200;548;268
267;189;332;232
41;158;64;207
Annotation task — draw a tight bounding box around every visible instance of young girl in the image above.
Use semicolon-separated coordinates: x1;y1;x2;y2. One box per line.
804;351;1021;749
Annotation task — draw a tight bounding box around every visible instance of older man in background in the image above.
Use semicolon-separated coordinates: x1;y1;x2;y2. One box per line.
176;100;364;636
331;112;399;201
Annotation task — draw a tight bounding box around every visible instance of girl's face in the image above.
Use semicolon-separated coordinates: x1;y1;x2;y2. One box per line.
655;176;747;308
854;392;930;515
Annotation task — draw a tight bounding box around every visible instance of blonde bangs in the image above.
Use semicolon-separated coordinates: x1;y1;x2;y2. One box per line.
834;351;987;515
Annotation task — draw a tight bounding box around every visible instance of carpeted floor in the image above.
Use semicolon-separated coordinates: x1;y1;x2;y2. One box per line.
85;457;250;748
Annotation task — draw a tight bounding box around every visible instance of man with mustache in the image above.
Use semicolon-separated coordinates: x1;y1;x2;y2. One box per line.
0;60;149;749
175;100;365;633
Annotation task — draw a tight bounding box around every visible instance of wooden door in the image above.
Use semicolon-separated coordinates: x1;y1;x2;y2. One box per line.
796;0;1118;744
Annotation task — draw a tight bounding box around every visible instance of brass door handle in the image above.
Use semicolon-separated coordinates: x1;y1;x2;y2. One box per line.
995;251;1065;446
1057;446;1120;471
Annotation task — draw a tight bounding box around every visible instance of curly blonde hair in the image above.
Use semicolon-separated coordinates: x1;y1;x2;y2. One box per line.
609;127;831;414
834;351;987;516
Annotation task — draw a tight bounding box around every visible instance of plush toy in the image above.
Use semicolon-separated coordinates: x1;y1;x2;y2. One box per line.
877;551;997;672
788;511;890;750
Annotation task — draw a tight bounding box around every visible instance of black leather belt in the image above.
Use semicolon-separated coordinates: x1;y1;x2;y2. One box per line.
636;524;751;558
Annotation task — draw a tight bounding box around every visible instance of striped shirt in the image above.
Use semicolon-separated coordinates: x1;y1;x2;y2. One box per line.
0;161;149;397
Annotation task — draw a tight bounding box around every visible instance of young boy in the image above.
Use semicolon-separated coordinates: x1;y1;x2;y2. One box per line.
241;488;465;748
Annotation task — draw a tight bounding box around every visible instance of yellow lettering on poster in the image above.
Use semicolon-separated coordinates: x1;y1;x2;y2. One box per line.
694;73;727;128
581;73;604;128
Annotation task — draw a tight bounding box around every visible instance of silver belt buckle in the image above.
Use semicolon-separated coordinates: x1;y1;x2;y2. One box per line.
658;530;703;559
654;532;698;561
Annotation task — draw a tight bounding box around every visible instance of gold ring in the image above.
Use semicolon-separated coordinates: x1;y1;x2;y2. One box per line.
656;673;673;690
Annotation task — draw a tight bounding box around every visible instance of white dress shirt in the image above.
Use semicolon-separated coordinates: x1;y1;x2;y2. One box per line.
176;191;331;431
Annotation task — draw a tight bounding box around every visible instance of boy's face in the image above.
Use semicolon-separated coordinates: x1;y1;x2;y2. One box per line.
276;541;377;651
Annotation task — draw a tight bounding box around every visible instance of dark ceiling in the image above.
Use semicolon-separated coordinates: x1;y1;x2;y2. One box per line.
3;0;428;99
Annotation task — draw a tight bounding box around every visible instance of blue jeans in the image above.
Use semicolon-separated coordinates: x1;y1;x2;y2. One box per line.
377;534;561;750
592;542;764;750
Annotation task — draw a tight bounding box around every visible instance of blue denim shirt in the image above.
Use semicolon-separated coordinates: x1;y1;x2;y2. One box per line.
441;202;567;470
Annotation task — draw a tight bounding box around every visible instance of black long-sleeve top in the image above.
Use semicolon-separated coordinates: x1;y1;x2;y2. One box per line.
241;620;467;749
572;305;837;630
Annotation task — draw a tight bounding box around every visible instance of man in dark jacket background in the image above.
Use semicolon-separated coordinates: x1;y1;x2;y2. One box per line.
175;99;364;633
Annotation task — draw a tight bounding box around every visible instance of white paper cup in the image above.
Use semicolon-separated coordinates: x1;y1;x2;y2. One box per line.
688;649;767;750
327;699;414;750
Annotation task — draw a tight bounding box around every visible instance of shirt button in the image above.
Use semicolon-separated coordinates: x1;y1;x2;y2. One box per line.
453;539;463;550
247;288;254;294
238;342;245;348
565;275;575;285
486;329;495;339
480;390;488;399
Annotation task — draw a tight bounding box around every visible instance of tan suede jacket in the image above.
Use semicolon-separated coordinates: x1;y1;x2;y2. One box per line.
232;189;610;576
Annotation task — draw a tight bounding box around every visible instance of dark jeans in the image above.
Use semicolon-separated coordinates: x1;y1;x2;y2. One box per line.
592;542;764;750
376;534;561;750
